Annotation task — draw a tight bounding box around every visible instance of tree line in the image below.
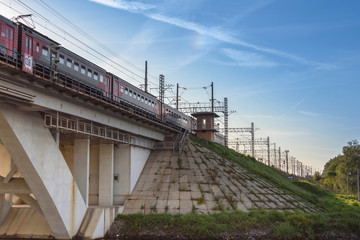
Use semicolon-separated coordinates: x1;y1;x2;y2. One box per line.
317;140;360;194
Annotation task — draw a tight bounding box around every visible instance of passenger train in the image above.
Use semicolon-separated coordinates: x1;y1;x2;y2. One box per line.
0;14;193;130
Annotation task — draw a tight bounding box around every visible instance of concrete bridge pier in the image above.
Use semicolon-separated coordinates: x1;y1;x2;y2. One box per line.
0;103;87;239
0;102;156;239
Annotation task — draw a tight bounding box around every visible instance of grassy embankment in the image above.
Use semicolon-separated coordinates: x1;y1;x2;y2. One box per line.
109;136;360;239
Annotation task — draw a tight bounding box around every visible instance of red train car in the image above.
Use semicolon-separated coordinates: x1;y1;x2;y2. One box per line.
0;15;18;58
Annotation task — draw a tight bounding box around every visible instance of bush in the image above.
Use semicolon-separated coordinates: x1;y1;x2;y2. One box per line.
272;222;301;239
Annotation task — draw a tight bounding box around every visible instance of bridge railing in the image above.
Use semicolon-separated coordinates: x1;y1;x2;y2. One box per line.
44;113;155;149
0;50;184;133
0;46;21;69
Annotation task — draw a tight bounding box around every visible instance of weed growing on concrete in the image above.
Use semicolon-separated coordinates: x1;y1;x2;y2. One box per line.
177;158;183;170
151;205;157;213
197;196;206;205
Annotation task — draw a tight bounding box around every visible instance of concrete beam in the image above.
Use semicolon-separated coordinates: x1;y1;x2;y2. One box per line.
99;144;114;206
15;194;42;215
0;178;31;194
0;78;166;141
3;165;17;183
0;103;86;239
74;139;90;206
0;194;10;226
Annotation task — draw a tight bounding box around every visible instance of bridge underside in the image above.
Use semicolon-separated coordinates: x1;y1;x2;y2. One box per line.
0;103;155;239
0;51;181;239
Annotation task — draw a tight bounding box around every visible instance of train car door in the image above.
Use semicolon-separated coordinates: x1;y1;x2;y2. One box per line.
113;80;119;101
5;25;14;56
24;35;33;55
105;75;110;97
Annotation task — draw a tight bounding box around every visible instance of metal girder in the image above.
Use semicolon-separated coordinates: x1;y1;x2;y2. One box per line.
228;139;268;145
177;102;225;114
219;128;251;133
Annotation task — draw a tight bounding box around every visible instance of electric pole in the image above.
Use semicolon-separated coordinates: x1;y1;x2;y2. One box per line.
159;74;165;120
176;83;179;110
211;82;214;113
251;122;255;157
267;137;270;166
273;143;276;167
145;61;148;93
285;150;289;176
278;147;281;171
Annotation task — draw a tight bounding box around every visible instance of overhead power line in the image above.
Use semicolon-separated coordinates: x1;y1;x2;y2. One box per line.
12;0;159;87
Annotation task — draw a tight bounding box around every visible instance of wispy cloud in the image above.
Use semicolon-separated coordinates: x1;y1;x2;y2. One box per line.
298;111;320;117
221;48;278;68
90;0;335;69
89;0;155;13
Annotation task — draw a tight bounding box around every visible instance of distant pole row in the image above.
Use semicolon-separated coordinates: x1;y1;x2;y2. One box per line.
228;122;316;178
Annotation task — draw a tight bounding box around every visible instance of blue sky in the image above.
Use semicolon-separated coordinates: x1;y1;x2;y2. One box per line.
1;0;359;172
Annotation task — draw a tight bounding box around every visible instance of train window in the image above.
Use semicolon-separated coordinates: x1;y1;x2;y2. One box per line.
81;66;86;74
66;58;72;68
36;43;39;52
74;62;79;71
137;94;140;100
87;69;92;78
120;86;124;93
141;96;144;102
42;46;48;56
100;75;104;82
59;55;64;64
94;72;98;81
125;88;128;94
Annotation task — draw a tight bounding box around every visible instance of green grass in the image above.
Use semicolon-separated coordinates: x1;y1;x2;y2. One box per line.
112;200;360;239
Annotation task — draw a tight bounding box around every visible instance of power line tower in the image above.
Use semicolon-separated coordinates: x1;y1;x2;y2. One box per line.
223;98;228;147
273;143;277;167
159;74;165;120
228;137;269;162
267;137;270;166
219;122;258;152
278;147;281;171
251;122;255;157
285;150;289;175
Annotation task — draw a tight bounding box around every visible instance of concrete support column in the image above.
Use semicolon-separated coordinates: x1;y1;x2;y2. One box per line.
99;144;114;206
113;144;130;205
0;143;11;225
74;139;90;206
0;104;86;239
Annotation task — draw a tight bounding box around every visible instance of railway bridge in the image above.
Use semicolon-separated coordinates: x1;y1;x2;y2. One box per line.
0;58;184;239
